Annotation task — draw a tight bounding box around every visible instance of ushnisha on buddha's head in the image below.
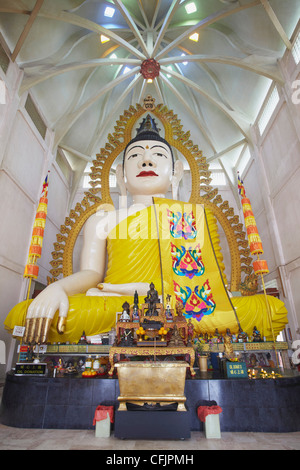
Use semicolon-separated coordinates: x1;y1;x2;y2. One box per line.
116;115;183;199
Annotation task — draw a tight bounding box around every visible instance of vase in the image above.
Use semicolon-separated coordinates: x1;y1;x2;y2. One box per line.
198;355;208;372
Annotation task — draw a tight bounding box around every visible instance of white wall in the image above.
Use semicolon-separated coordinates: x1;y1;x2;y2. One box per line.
241;45;300;342
0;57;71;380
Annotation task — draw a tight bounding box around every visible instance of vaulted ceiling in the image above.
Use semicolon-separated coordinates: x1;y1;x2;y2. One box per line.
0;0;299;200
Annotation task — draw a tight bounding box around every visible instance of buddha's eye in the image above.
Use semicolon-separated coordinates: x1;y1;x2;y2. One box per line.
154;152;167;158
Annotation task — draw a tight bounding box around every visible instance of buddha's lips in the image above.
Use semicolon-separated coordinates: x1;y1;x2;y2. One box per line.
136;170;158;177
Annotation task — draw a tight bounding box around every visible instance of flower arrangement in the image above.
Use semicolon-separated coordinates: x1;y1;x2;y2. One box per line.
195;339;207;356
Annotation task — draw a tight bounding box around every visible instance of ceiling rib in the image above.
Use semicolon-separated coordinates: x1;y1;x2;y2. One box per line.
11;0;44;62
160;55;284;84
52;67;99;128
40;9;146;60
158;36;236;111
137;0;150;29
53;66;140;148
151;0;161;29
90;73;143;154
156;0;261;60
234;143;248;172
152;0;181;58
160;65;251;139
20;57;141;94
137;78;147;104
154;78;164;103
0;5;146;60
218;158;241;209
89;59;129;156
59;144;91;162
165;59;218;151
207;139;247;163
259;0;292;50
112;0;149;57
18;30;93;68
160;72;217;153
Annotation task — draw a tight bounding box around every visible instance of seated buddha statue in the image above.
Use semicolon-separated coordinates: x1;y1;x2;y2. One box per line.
5;115;288;344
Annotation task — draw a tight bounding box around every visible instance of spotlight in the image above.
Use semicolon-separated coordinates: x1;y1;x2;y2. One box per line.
104;6;115;18
185;2;197;14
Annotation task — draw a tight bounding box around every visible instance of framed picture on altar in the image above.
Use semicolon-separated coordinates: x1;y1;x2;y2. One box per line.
243;352;276;369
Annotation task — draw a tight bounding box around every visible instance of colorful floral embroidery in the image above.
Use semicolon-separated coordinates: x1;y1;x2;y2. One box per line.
171;243;205;279
167;209;197;240
173;280;216;321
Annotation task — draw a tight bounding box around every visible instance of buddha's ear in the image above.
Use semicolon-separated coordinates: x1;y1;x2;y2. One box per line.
171;160;184;200
116;163;127;208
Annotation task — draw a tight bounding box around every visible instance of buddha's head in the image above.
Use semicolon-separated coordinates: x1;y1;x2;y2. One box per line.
116;115;183;199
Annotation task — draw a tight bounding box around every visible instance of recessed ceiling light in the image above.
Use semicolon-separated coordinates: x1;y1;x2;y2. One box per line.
181;53;188;65
189;32;199;42
185;2;197;14
100;35;110;43
109;53;117;65
147;79;153;83
104;6;115;18
123;67;131;74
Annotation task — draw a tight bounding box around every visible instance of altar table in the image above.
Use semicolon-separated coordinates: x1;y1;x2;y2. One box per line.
108;345;196;376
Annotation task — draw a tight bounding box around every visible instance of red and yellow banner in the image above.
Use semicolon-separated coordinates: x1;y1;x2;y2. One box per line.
237;173;268;275
24;173;49;279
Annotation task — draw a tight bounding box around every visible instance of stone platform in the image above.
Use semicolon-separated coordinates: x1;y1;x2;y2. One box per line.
1;370;299;433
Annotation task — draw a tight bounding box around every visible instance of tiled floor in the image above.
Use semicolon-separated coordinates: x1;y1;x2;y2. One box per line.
0;424;299;450
1;384;299;450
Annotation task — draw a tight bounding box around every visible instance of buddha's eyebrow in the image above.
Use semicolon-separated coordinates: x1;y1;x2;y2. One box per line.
150;145;168;157
126;145;144;158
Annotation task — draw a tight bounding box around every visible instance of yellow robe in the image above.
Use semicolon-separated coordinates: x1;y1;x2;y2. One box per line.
5;199;288;343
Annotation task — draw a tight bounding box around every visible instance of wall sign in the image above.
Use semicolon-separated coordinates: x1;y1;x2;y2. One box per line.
226;361;248;378
15;363;47;376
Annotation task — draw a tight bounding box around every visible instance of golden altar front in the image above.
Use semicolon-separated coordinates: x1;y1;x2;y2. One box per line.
115;361;189;411
108;345;196;377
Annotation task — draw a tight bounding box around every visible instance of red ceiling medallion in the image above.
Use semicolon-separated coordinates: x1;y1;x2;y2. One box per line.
140;58;160;79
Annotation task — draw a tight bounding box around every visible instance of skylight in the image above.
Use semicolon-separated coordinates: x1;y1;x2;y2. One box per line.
189;33;199;42
104;6;115;18
292;32;300;65
185;2;197;14
109;173;117;188
100;35;110;43
181;53;188;65
123;66;131;74
257;86;280;135
211;171;226;186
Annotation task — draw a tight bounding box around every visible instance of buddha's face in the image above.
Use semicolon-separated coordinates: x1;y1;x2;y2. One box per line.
123;140;173;195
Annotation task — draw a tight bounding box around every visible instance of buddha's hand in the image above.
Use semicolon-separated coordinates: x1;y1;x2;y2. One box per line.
95;282;149;295
86;288;121;297
24;283;69;344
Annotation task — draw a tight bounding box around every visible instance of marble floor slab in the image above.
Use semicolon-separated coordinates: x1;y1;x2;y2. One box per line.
0;424;299;450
